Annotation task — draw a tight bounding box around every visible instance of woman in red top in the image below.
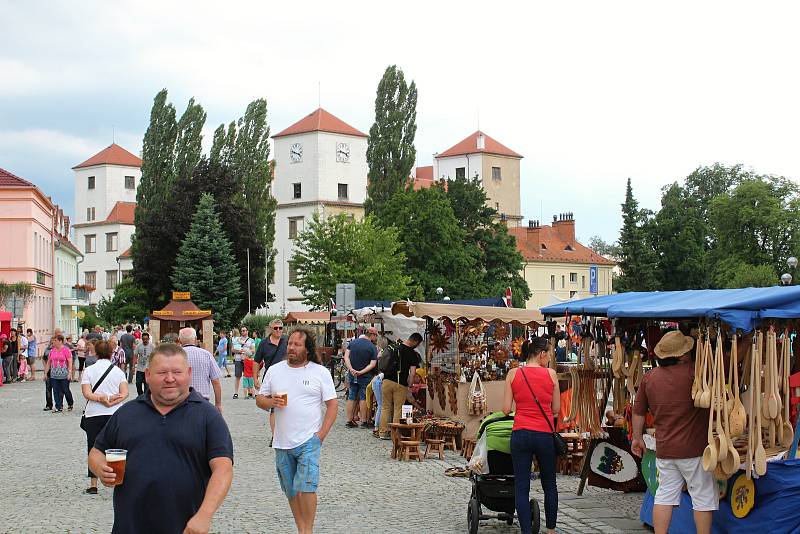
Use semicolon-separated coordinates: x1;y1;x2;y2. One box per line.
503;337;560;534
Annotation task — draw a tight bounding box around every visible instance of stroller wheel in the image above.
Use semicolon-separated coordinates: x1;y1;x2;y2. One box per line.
529;499;541;534
467;497;480;534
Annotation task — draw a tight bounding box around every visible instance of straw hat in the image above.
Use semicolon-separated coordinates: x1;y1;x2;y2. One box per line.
654;330;695;359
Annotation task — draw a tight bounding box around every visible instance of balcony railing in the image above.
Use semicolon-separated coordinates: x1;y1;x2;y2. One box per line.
61;287;89;302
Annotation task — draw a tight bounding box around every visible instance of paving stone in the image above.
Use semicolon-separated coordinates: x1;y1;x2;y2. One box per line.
0;377;647;533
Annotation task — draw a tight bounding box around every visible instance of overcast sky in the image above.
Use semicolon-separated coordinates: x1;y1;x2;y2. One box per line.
2;1;798;243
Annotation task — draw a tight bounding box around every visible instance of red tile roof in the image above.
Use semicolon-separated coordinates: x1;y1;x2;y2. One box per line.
118;247;132;259
105;201;136;225
273;108;367;138
73;143;142;169
437;131;522;159
509;225;615;265
0;167;35;187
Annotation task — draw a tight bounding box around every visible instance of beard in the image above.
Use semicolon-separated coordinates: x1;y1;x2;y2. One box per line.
286;352;308;366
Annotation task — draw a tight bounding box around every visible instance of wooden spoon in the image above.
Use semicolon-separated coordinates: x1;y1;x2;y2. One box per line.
729;334;747;437
692;331;704;401
745;335;756;479
766;331;779;420
715;336;729;463
702;371;719;471
697;339;712;409
754;333;768;476
780;332;794;448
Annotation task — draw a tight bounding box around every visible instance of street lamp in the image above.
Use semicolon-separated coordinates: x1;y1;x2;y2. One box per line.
436;287;443;297
783;257;798;286
443;296;451;301
788;257;798;269
781;273;793;286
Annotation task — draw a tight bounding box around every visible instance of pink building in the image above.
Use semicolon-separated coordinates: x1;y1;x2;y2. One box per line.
0;168;55;340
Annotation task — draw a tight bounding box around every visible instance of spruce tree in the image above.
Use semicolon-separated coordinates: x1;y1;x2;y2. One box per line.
616;178;659;292
171;193;242;328
365;65;418;220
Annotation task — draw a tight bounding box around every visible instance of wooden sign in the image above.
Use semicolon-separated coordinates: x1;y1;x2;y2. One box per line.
184;309;212;316
152;310;174;316
172;291;191;300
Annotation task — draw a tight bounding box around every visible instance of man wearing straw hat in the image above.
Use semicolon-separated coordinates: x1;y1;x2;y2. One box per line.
631;330;716;534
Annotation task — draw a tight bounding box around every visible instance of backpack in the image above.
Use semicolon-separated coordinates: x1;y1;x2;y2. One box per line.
376;343;400;376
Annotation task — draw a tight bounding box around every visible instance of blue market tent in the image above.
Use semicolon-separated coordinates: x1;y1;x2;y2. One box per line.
540;286;800;332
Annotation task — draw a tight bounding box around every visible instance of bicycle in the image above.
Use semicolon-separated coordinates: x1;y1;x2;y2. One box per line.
327;354;348;392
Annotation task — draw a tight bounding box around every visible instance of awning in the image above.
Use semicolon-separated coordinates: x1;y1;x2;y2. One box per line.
150;299;212;322
391;300;543;327
540;286;800;332
283;311;330;325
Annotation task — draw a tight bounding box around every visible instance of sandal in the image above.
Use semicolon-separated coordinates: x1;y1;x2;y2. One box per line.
345;421;358;428
232;393;239;399
85;487;98;495
444;467;470;477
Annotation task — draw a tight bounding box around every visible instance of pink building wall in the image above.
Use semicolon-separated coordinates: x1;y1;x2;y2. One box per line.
0;185;55;342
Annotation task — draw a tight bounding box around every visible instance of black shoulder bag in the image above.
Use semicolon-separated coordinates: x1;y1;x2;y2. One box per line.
79;363;116;431
519;367;568;456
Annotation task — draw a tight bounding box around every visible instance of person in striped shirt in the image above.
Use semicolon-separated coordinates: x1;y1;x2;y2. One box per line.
179;327;223;413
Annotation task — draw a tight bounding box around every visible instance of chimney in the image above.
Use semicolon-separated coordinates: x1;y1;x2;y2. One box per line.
526;219;542;251
477;133;485;151
552;212;576;244
64;216;70;238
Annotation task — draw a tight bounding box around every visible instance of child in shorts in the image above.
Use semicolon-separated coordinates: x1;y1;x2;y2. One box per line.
242;353;256;399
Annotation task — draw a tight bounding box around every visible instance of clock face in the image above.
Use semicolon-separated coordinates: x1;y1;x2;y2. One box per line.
336;142;350;163
290;143;303;163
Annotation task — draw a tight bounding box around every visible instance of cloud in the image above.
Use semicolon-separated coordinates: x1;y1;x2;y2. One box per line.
0;129;99;159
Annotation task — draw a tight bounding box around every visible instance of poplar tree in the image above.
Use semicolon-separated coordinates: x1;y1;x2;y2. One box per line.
365;65;418;220
171;194;242;328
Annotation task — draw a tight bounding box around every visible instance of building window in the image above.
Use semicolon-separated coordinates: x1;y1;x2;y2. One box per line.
106;232;118;252
36;272;45;285
288;217;303;239
85;234;96;253
455;167;465;180
569;272;578;283
85;271;96;288
87;207;95;221
125;176;135;189
288;265;298;284
88;176;95;189
293;183;302;199
338;183;348;200
582;275;586;289
492;166;501;180
561;275;565;288
550;275;555;291
106;270;118;290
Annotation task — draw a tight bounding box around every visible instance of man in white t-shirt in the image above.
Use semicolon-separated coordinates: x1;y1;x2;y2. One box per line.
256;328;337;534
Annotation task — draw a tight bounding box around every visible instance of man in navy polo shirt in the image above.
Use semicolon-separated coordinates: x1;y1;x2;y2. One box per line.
89;343;234;534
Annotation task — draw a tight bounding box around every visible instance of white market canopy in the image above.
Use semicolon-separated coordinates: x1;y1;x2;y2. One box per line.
390;300;543;327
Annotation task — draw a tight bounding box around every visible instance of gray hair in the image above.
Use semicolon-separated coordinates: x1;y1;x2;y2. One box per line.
178;327;197;345
269;319;284;328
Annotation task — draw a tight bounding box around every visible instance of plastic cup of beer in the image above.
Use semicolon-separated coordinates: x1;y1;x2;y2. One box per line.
106;449;127;486
275;392;288;407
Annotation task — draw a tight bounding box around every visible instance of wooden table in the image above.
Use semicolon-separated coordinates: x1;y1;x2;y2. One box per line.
558;432;586;475
389;422;426;460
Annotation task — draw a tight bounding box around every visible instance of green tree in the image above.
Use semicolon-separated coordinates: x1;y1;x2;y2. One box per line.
171;193;242;328
291;213;412;309
615;178;659;292
587;236;620;258
78;305;100;330
365;65;418;220
382;185;480;299
132;90;206;307
95;279;149;326
709;177;800;286
650;183;708;289
209;99;276;316
445;174;531;306
713;259;778;288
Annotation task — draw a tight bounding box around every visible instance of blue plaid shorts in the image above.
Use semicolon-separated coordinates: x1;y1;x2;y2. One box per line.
275;434;321;498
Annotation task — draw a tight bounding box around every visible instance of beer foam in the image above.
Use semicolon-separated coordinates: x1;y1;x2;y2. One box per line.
106;453;126;462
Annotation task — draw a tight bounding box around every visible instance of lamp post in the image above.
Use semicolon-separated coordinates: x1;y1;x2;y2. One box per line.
781;256;798;286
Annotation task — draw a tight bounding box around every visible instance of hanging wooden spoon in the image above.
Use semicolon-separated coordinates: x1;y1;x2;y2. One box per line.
702;366;719;472
697;338;712;409
780;331;794;448
715;335;729;463
692;331;704;401
729;333;746;437
745;334;756;479
754;332;768;476
766;330;779;420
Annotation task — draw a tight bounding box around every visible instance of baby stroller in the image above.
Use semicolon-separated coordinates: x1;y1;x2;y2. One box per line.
467;411;540;533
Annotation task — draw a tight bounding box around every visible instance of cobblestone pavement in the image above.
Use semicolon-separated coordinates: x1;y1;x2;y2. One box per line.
0;375;651;533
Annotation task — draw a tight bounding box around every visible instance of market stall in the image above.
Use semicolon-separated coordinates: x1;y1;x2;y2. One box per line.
390;300;543;438
541;286;800;529
150;292;214;352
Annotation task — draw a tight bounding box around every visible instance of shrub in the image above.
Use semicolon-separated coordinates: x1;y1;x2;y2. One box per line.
240;313;283;337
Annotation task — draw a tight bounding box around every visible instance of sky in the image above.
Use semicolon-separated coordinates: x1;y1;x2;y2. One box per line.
2;1;799;244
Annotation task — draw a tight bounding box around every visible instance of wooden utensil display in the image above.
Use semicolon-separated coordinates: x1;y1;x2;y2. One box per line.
692;331;704;401
780;332;794;448
754;332;767;477
729;333;746;437
714;336;729;463
697;337;712;409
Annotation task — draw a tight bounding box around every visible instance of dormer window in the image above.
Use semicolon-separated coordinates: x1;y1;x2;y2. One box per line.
564;244;575;251
540;243;547;249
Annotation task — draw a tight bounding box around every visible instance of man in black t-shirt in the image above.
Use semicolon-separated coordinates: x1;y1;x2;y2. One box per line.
378;333;422;439
119;325;136;384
